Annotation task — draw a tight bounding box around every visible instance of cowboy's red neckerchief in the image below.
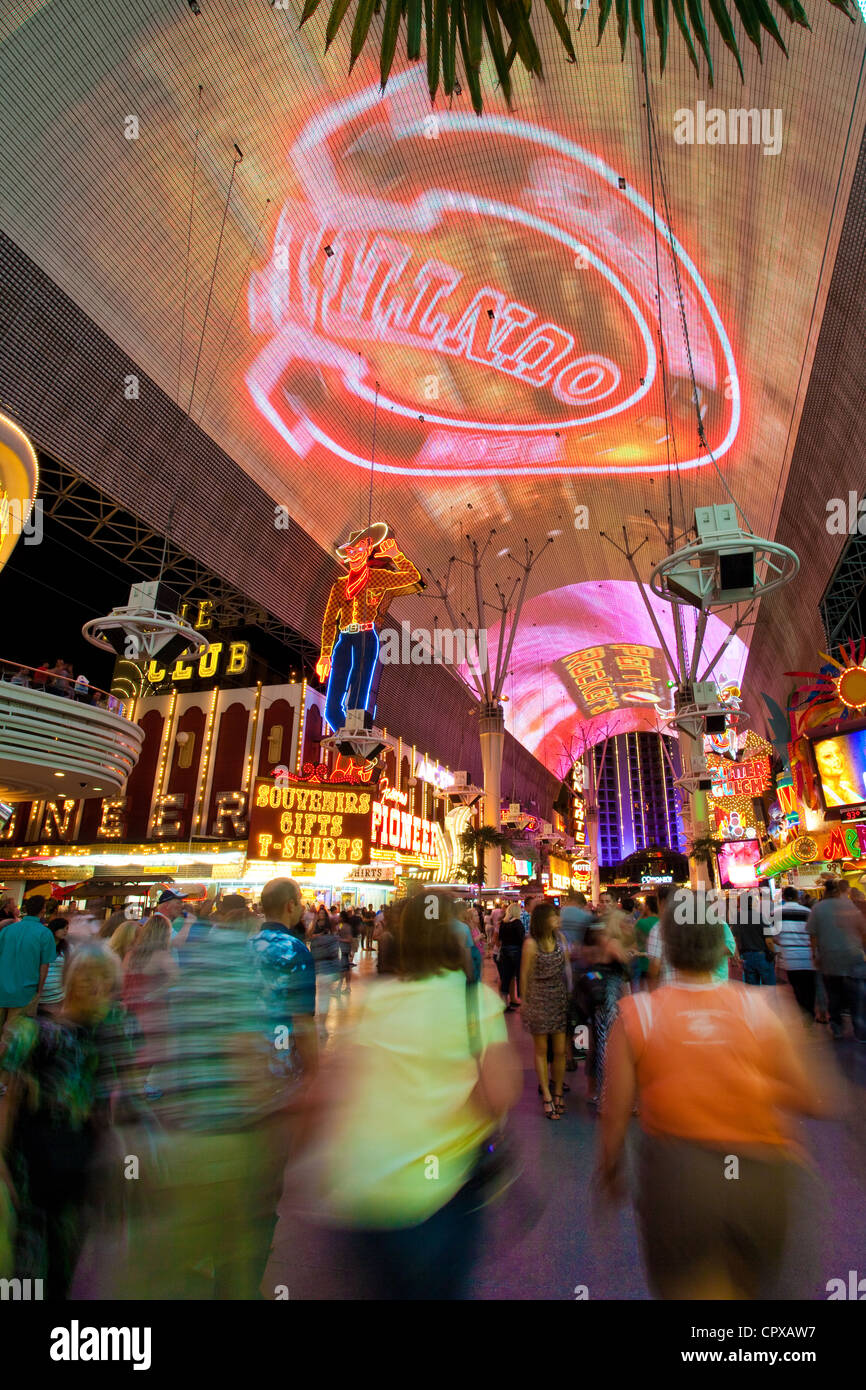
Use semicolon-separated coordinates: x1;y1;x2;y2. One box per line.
345;560;370;599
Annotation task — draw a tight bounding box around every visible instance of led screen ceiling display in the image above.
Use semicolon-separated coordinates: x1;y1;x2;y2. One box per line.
557;642;672;718
0;5;864;774
474;581;749;768
247;70;739;480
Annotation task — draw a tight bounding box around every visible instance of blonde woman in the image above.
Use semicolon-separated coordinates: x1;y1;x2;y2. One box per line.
0;946;124;1298
108;918;140;964
122;917;175;1091
496;902;525;1010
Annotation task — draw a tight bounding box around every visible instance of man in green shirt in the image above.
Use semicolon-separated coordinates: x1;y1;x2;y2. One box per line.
633;895;659;989
0;896;56;1044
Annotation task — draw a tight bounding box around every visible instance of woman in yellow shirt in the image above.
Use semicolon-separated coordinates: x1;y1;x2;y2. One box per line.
306;890;522;1299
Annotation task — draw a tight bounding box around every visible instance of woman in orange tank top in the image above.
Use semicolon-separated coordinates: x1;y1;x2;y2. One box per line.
596;888;843;1299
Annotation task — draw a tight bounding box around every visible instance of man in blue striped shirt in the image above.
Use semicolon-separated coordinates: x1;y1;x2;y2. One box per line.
773;886;815;1021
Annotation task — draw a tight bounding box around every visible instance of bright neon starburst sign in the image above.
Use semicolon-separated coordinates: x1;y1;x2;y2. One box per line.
788;637;866;732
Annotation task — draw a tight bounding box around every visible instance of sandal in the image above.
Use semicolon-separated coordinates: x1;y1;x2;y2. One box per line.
553;1093;565;1116
542;1098;559;1120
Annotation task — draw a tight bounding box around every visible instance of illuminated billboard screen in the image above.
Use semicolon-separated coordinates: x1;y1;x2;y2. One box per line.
471;580;748;768
812;729;866;810
717;840;762;890
558;643;670;719
247;70;739;483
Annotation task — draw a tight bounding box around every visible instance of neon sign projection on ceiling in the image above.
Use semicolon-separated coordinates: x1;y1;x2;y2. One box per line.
247;70;740;480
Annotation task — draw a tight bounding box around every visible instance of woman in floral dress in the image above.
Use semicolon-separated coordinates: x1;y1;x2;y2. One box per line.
520;902;571;1120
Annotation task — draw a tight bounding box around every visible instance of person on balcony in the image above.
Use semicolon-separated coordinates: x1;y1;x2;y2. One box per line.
47;660;73;697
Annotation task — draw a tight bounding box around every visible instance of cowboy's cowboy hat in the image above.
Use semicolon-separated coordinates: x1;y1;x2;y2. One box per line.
335;521;389;560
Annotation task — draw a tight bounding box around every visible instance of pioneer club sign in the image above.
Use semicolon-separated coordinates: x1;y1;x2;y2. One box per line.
247;69;738;480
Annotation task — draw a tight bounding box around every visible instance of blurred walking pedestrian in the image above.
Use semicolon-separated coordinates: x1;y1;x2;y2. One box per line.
0;946;134;1298
773;886;816;1021
307;890;521;1299
808;879;866;1040
732;887;778;986
496;903;525;1010
597;888;842;1299
309;914;341;1038
0;896;55;1049
39;918;70;1018
632;895;658;993
520;901;570;1118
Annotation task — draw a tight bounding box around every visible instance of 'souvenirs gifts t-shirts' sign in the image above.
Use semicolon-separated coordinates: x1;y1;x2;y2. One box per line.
248;778;373;867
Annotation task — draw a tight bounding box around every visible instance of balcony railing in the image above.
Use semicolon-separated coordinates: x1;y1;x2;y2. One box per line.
0;659;128;718
0;662;144;800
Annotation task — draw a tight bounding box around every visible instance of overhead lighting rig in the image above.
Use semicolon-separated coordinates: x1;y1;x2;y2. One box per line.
82;581;208;667
650;504;799;613
442;770;484;809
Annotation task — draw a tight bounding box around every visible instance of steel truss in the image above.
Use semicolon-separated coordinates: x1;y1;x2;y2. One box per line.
37;455;318;669
820;525;866;645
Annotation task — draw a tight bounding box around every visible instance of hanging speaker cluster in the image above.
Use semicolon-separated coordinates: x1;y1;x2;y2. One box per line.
650;506;799;612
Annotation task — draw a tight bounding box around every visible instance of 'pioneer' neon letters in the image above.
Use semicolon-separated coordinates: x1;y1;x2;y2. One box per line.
371;799;435;857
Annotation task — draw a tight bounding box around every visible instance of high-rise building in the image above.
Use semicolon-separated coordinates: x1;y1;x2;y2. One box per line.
592;732;685;867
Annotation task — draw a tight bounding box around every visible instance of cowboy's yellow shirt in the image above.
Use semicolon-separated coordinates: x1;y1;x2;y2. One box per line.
320;551;422;660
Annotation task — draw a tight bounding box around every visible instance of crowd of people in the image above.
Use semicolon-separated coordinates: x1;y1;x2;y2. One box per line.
0;658;118;707
0;874;861;1300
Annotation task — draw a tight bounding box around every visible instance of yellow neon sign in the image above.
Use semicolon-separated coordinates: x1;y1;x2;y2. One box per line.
147;640;249;687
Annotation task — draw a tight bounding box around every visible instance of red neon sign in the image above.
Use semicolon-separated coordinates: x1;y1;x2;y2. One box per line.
247;70;739;480
294;757;375;785
711;756;771;798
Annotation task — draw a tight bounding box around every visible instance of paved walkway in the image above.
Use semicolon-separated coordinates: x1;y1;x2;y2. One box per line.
267;952;866;1300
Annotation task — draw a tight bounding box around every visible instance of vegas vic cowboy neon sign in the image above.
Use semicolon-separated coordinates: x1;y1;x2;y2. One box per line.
316;522;423;732
247;69;739;479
